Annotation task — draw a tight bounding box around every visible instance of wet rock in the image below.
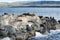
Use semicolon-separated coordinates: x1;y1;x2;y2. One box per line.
0;29;8;38
40;24;46;34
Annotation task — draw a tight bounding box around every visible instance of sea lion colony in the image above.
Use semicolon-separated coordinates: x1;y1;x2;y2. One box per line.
0;13;60;40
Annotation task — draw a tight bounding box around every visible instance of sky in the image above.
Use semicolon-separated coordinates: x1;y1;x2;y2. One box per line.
0;0;40;3
0;0;60;3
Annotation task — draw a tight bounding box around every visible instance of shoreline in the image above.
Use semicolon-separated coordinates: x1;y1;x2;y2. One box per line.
10;6;60;8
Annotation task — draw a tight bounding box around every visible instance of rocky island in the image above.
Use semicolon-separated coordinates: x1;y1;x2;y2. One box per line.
0;13;60;40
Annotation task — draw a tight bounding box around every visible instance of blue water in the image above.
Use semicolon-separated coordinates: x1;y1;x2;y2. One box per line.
30;30;60;40
0;8;60;20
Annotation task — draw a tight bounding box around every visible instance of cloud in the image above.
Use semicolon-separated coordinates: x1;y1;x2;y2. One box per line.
0;0;60;3
0;0;40;3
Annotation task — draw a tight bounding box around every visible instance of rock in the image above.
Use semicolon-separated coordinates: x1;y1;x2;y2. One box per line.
58;20;60;23
0;29;8;38
0;13;58;40
40;24;46;34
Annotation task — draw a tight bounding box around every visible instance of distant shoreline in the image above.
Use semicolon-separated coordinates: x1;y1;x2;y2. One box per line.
10;6;60;8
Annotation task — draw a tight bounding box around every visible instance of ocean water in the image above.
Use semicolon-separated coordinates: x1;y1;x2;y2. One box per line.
31;30;60;40
0;8;60;20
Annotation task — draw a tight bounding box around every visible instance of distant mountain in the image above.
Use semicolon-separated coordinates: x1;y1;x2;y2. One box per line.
0;1;60;8
25;1;60;5
10;1;60;8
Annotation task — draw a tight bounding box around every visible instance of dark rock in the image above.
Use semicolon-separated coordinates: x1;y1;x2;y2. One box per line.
22;13;35;16
58;20;60;23
40;24;46;34
26;25;32;32
38;16;43;19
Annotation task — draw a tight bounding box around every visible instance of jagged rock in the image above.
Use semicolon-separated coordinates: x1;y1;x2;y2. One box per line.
58;20;60;23
0;13;58;40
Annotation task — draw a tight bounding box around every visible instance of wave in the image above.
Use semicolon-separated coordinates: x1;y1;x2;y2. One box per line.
30;30;60;40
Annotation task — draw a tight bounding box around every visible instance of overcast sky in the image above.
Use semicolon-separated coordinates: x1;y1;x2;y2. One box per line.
0;0;60;3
